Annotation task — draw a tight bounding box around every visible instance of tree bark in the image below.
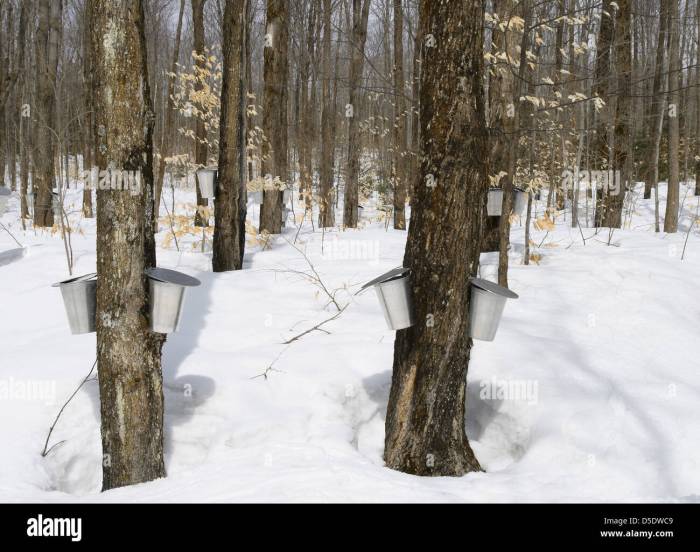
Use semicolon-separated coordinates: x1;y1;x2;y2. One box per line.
318;0;335;228
259;0;289;234
91;0;165;491
154;0;185;231
664;0;680;233
497;0;531;287
192;0;209;227
81;0;95;218
592;0;614;228
33;0;62;227
392;0;407;230
343;0;371;229
384;0;488;476
213;0;246;272
604;0;631;228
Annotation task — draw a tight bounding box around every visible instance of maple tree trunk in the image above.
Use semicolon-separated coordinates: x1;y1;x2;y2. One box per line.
213;0;246;272
384;0;487;476
260;0;289;234
91;0;165;491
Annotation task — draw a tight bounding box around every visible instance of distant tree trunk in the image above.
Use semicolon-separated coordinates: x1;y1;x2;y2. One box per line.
343;0;371;229
481;0;516;255
213;0;246;272
604;0;631;228
33;0;62;227
192;0;209;227
592;0;614;228
646;0;668;204
260;0;289;234
392;0;407;230
696;0;700;197
17;1;29;217
664;0;680;233
81;0;95;218
91;0;165;491
497;0;531;287
318;0;334;227
154;0;185;231
384;0;488;477
239;0;251;263
299;2;317;213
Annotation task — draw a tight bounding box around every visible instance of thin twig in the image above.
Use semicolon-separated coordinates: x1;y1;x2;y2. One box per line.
41;359;97;457
282;304;349;345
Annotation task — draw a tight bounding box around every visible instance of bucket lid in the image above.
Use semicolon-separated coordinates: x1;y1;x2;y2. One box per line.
146;267;201;287
469;278;519;299
52;272;97;287
359;266;410;292
197;167;217;175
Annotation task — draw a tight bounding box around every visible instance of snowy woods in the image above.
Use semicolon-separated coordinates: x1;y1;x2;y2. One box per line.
0;0;699;507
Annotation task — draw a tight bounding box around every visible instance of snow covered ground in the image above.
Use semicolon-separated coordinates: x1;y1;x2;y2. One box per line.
1;179;699;502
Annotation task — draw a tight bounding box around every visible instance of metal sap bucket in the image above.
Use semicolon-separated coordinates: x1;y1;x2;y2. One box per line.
146;267;201;334
468;278;518;341
52;273;97;334
26;192;34;217
283;189;292;204
249;191;263;205
196;168;217;199
281;207;289;226
513;188;528;216
0;187;10;215
52;191;61;220
487;188;504;216
360;267;415;331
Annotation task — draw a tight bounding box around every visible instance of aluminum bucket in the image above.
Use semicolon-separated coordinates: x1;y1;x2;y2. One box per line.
469;278;518;341
283;189;292;204
487;188;504;216
196;168;217;199
52;192;61;219
52;273;97;334
281;207;289;226
513;188;528;216
146;267;201;334
360;267;415;331
249;191;263;205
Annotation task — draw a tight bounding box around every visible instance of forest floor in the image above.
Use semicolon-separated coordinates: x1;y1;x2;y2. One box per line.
1;180;699;502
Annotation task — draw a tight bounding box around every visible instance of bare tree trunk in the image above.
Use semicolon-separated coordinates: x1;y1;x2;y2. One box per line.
343;0;371;229
213;0;246;272
259;0;289;234
646;0;668;205
17;0;29;218
81;0;95;218
192;0;209;227
33;0;62;227
604;0;631;228
91;0;165;491
299;2;317;213
696;0;700;197
497;0;531;287
384;0;487;477
392;0;407;230
154;0;185;231
664;0;680;233
592;0;614;228
318;0;334;227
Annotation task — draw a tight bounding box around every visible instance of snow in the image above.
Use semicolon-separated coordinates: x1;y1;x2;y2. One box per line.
1;178;699;502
